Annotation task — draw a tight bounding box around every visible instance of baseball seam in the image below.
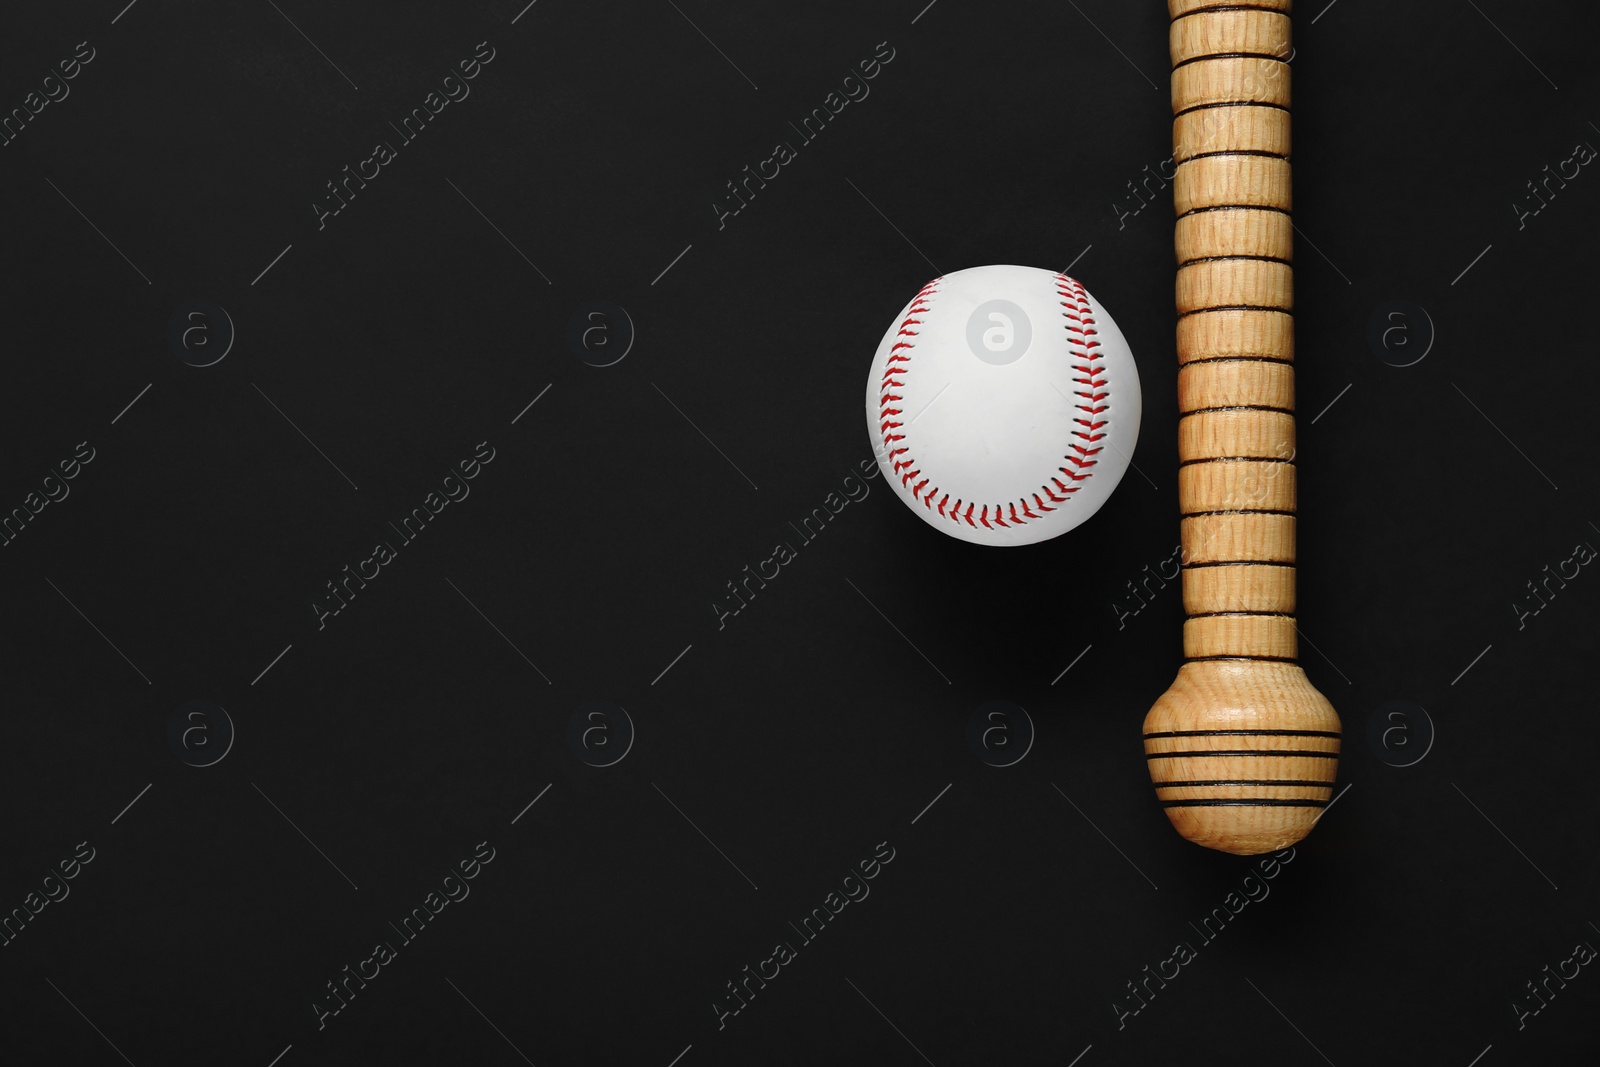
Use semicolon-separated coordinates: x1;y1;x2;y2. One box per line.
877;273;1109;532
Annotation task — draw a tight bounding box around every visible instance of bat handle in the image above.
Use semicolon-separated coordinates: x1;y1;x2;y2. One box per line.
1143;0;1341;856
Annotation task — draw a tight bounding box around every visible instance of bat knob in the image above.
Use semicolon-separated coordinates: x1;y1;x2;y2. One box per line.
1142;660;1340;855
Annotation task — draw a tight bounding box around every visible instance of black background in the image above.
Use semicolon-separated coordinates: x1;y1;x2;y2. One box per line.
3;1;1598;1064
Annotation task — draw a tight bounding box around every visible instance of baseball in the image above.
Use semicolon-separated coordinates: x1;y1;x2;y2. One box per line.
865;264;1142;546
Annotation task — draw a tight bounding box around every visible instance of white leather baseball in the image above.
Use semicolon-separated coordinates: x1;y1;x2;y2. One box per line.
865;264;1142;546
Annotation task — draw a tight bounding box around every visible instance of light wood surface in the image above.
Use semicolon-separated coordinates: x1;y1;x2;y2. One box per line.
1176;206;1293;261
1174;106;1292;163
1143;0;1341;856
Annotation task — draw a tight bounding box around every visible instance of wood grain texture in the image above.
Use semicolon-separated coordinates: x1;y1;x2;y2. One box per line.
1174;155;1293;214
1178;411;1296;463
1144;0;1341;856
1177;258;1294;313
1179;360;1296;411
1181;512;1296;565
1181;562;1295;614
1174;105;1292;163
1171;58;1292;112
1177;308;1293;362
1145;661;1339;854
1178;457;1297;514
1169;9;1292;66
1176;205;1293;261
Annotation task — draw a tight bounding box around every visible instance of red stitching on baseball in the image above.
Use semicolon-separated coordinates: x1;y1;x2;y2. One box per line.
880;281;946;505
880;274;1111;531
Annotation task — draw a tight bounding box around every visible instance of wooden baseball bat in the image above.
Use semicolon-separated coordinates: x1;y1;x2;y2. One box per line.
1142;0;1340;855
